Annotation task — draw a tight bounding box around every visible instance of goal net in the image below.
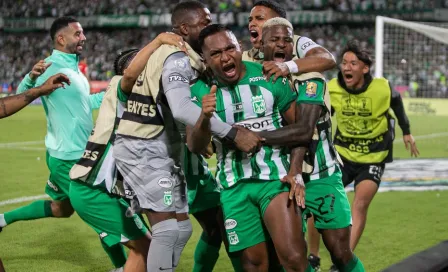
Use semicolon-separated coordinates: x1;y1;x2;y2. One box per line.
375;16;448;98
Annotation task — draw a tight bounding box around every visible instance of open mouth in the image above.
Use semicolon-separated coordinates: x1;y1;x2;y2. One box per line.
223;63;237;78
343;73;354;84
77;43;84;51
250;30;260;44
273;52;286;62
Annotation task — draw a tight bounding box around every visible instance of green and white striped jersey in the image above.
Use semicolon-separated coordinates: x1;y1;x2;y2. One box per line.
190;61;294;188
180;143;210;178
293;75;339;182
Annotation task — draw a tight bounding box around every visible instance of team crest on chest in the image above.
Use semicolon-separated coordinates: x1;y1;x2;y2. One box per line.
306;81;317;97
251;95;266;114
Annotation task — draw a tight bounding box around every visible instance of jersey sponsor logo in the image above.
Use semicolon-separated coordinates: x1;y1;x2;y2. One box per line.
174;59;187;69
158;177;173;188
238;119;271;130
168;74;188;83
126;100;157;117
249;76;265;83
163;191;173;206
306;81;317;97
251;95;266;114
232;102;244;113
224;219;238;230
301;40;316;51
227;231;239;245
99;232;108;239
82;150;99;161
46;180;59;192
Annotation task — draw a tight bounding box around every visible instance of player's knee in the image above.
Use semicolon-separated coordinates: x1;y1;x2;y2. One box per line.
353;198;371;213
280;251;307;272
242;255;269;272
330;247;353;267
51;201;74;218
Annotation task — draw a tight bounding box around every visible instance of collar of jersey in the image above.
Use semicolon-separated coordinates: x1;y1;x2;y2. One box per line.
50;49;80;71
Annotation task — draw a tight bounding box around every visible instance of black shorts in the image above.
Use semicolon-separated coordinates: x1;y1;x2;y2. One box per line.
341;156;385;187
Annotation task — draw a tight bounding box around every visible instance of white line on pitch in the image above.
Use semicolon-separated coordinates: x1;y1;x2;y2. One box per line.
0;140;44;147
0;195;49;207
394;132;448;143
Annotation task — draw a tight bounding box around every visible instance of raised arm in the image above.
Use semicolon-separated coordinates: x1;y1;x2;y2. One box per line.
121;33;187;94
263;37;336;82
16;60;52;93
0;74;70;119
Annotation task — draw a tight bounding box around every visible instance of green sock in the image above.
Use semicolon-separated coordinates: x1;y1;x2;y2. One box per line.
228;251;244;272
193;232;220;272
342;255;365;272
4;200;53;225
101;241;127;268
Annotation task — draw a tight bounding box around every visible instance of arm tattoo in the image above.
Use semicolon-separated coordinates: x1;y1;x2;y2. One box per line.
0;89;40;118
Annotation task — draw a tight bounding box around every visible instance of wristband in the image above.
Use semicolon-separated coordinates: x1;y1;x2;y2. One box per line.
285;60;299;74
224;127;238;142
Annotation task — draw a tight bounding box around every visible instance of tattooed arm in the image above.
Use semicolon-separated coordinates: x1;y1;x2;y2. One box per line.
0;73;70;119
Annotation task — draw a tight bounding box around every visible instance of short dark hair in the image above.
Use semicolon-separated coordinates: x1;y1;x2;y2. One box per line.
341;40;373;67
253;0;286;18
50;16;79;41
114;49;139;75
198;24;232;50
171;1;207;27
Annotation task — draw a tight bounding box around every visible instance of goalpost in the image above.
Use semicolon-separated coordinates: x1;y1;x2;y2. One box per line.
375;16;448;98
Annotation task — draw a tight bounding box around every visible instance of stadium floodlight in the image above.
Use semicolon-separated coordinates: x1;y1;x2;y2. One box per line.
375;16;448;97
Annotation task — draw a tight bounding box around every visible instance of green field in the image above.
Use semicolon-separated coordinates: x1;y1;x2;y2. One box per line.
0;107;447;272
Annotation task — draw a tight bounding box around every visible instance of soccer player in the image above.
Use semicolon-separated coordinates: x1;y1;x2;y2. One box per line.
323;41;418;268
113;2;262;271
0;73;69;119
244;0;336;79
0;17;135;271
260;18;365;272
188;24;308;272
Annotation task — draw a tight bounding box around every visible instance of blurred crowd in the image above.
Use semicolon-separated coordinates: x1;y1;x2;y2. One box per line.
1;23;446;98
1;0;438;17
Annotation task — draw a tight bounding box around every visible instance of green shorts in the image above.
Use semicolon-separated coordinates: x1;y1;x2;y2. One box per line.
45;152;78;201
220;179;289;252
303;167;352;230
186;173;221;215
69;181;148;247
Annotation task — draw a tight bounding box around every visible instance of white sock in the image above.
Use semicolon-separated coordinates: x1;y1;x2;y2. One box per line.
0;214;6;227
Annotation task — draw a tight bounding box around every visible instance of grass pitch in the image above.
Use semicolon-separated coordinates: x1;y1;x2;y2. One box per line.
0;106;447;271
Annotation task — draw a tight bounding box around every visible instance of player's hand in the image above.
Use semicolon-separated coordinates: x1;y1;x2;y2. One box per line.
263;61;289;83
156;32;187;54
233;125;264;154
30;60;52;81
281;173;306;209
201;142;214;159
202;85;217;119
403;134;419;157
38;73;70;96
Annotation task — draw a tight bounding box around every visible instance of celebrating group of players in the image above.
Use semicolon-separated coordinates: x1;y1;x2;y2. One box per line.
0;1;419;272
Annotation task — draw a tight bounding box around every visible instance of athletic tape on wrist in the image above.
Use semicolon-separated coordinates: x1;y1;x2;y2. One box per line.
285;60;299;74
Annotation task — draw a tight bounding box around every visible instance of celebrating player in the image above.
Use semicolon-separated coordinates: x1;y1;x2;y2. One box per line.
260;18;366;272
189;24;308;272
113;2;263;271
318;41;417;270
244;0;335;79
